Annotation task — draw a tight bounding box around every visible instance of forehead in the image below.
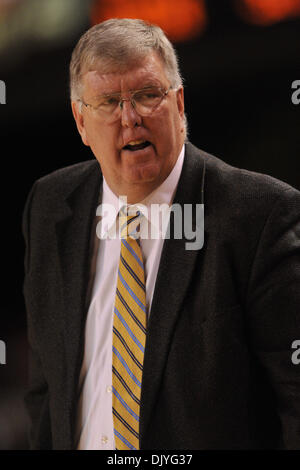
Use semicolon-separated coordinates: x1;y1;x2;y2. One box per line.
81;52;169;98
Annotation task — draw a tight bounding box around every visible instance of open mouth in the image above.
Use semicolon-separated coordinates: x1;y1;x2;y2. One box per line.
123;140;152;151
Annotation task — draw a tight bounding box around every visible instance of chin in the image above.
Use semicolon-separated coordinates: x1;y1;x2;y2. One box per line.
126;162;161;183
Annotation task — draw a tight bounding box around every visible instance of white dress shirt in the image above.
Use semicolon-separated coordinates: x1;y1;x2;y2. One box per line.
75;145;185;450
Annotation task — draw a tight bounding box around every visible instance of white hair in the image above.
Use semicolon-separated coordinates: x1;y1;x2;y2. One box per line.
69;18;188;136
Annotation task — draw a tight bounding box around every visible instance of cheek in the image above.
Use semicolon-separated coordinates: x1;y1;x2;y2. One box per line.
151;109;181;147
86;122;116;155
85;123;122;174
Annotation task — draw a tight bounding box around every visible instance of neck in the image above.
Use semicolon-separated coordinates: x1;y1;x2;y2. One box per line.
116;180;161;204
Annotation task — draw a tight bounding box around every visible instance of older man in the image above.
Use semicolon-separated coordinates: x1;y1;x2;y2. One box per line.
23;19;300;450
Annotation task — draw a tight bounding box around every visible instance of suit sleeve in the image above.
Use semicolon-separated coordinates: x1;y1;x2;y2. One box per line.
246;187;300;449
22;182;52;449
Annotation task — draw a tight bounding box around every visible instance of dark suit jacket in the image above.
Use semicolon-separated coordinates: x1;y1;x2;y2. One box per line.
22;142;300;450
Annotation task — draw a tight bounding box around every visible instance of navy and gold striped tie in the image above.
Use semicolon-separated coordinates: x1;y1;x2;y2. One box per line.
112;208;147;450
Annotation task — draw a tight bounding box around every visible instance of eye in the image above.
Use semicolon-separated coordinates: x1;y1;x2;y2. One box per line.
100;96;119;107
145;91;159;98
146;90;161;98
134;88;161;103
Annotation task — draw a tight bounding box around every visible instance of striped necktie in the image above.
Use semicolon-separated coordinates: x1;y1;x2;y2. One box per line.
112;208;147;450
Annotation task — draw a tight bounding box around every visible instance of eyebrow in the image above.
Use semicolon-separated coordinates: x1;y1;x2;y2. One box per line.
92;83;162;99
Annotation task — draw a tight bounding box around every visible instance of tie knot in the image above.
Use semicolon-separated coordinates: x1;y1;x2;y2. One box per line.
119;206;141;239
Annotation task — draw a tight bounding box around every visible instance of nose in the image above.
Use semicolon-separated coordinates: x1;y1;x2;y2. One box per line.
120;99;142;128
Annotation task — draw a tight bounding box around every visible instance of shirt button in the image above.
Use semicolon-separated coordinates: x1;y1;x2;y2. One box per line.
101;435;109;445
106;385;112;393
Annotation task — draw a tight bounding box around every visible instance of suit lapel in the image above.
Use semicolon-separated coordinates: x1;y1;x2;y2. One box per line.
54;160;102;445
140;143;206;445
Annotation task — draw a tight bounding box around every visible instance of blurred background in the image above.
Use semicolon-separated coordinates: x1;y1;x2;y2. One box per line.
0;0;299;450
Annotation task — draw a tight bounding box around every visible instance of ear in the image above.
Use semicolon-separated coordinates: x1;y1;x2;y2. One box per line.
176;86;185;118
71;101;89;146
176;86;185;135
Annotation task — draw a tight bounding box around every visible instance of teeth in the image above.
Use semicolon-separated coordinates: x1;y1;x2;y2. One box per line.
127;140;145;146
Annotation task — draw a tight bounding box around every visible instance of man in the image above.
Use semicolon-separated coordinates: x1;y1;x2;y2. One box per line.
23;19;300;450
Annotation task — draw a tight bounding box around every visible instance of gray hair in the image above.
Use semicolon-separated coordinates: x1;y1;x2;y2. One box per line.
69;18;188;136
70;18;183;101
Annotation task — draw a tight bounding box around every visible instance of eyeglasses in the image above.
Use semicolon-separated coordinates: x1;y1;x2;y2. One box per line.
78;86;172;123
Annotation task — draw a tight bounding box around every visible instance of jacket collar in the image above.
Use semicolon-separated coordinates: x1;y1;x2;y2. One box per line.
54;159;102;446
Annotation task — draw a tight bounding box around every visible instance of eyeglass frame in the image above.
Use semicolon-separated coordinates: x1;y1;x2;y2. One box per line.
77;85;174;119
